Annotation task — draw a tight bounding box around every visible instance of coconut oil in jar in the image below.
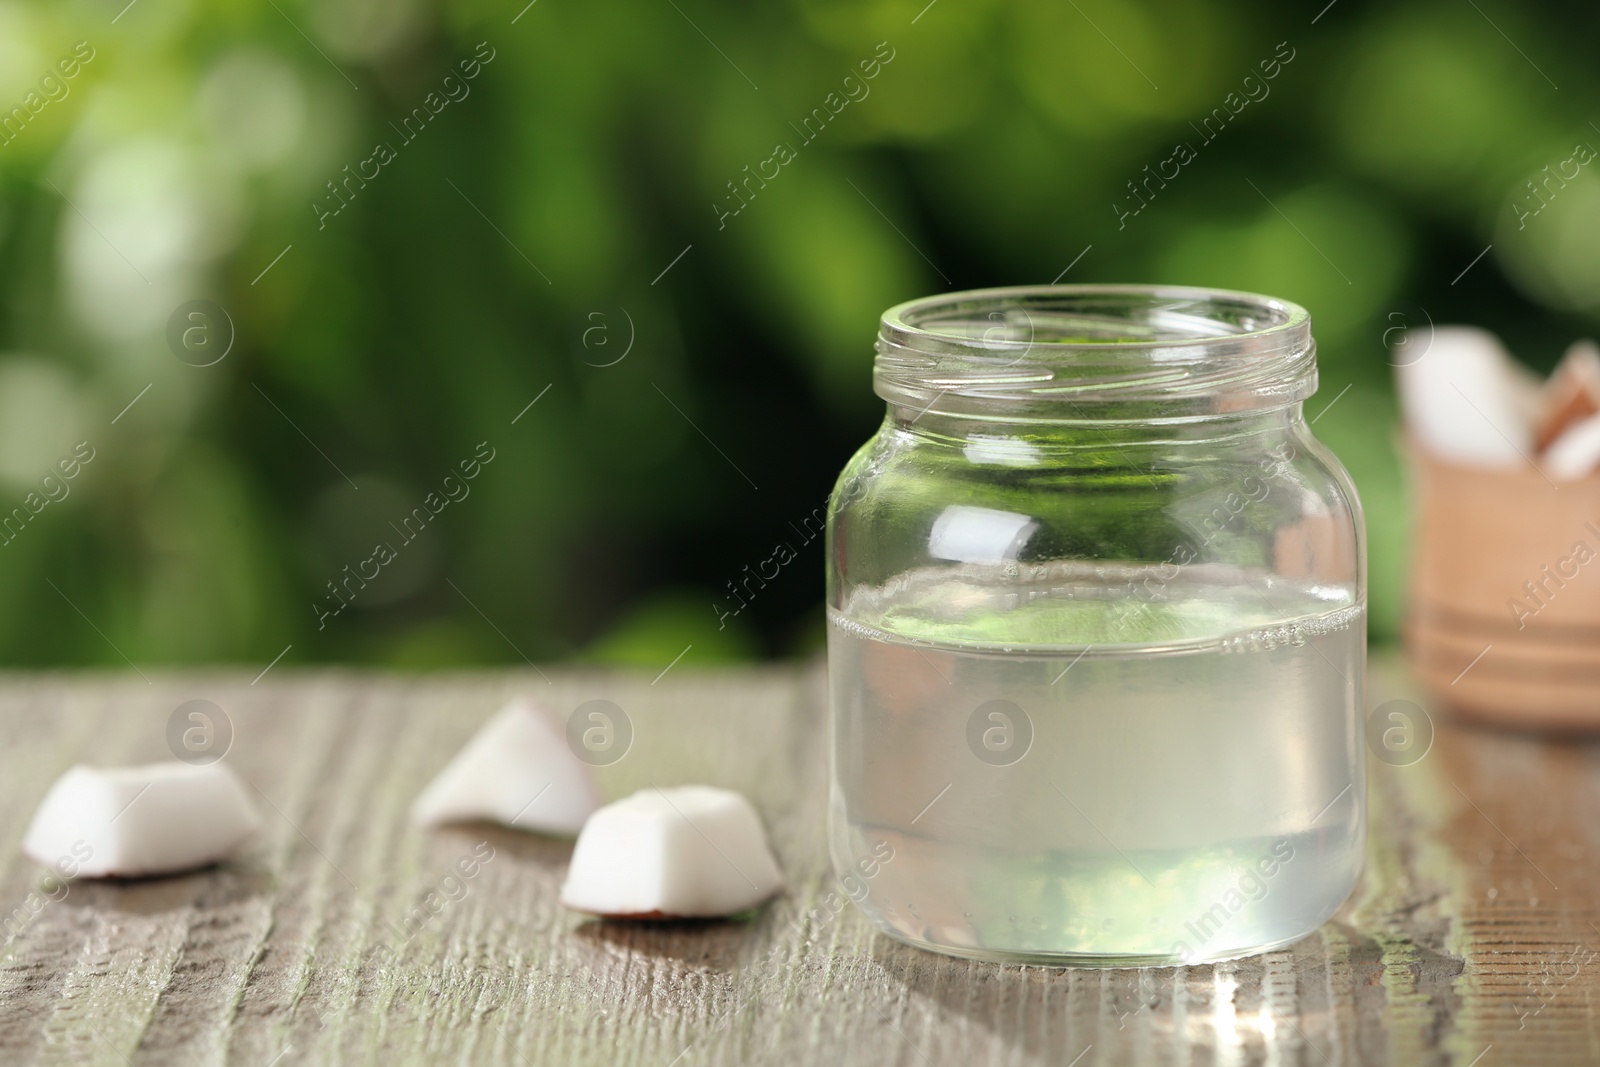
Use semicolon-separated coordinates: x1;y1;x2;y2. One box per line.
826;286;1366;965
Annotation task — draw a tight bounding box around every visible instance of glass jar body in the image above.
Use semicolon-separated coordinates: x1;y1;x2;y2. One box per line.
826;404;1366;966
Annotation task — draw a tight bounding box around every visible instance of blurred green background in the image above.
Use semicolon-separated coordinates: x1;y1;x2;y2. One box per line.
0;0;1594;670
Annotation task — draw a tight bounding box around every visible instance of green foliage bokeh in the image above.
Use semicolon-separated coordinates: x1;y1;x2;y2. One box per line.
0;0;1594;669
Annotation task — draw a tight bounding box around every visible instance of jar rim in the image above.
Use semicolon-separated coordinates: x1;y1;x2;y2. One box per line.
875;284;1317;422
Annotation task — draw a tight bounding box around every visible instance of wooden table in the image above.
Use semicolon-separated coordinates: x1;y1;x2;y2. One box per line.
0;657;1593;1066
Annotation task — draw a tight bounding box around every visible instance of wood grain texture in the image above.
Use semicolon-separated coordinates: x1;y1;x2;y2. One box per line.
0;658;1595;1066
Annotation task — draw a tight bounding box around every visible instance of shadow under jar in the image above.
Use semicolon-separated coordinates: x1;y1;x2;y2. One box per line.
825;285;1366;967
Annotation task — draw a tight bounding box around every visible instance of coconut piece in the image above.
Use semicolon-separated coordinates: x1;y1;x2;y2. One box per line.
411;697;601;836
23;762;261;878
1542;411;1600;481
559;785;783;918
1534;340;1600;453
1394;325;1533;468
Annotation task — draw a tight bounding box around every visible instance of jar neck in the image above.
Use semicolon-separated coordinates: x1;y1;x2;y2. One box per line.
888;403;1307;450
875;285;1316;424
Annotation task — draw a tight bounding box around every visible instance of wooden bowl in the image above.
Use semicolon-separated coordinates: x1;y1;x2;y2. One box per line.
1404;442;1600;729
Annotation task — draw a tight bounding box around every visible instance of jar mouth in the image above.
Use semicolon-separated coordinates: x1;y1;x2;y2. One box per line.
876;284;1316;423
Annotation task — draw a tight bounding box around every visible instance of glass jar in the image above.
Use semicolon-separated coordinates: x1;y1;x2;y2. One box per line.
825;285;1365;966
